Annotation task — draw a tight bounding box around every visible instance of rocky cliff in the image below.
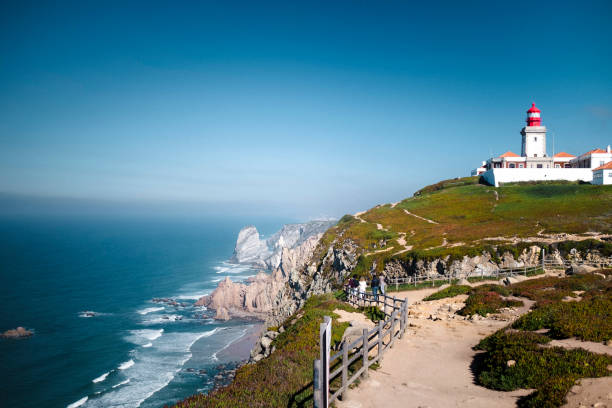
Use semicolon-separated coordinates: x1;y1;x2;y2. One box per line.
229;220;335;269
197;220;335;322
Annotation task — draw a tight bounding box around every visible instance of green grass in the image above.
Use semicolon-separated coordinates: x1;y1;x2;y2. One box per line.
385;278;459;292
474;330;612;408
315;181;611;284
423;285;471;300
173;294;356;408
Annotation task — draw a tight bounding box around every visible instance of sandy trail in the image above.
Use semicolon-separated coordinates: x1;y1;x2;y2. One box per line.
335;286;534;408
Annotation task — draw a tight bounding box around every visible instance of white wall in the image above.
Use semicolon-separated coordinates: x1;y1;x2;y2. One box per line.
592;169;612;185
482;168;593;187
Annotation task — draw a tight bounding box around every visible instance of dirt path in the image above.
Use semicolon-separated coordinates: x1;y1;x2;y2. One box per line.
403;209;438;224
337;287;530;408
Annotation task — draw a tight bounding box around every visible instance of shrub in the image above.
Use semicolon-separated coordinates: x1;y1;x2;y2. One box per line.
458;290;523;317
512;294;612;342
423;285;471;301
474;330;612;408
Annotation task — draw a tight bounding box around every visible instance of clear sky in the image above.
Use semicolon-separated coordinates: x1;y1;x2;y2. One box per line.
1;1;611;219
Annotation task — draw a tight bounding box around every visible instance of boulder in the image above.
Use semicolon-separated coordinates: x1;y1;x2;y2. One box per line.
215;307;230;321
1;327;33;339
566;264;597;275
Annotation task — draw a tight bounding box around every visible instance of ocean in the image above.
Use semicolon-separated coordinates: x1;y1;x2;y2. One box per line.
0;215;290;408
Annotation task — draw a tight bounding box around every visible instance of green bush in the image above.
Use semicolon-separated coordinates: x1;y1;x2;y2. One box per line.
474;330;612;408
423;285;471;301
458;290;523;317
512;294;612;342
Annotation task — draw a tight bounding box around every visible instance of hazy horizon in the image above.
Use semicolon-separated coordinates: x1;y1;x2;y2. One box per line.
2;1;611;219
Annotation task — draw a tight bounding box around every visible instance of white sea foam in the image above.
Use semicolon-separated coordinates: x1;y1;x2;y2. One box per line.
137;307;164;315
176;293;207;300
86;329;221;408
214;262;254;275
112;379;130;389
211;327;248;361
92;371;110;383
66;396;88;408
128;329;164;344
142;342;153;348
118;359;135;370
140;315;184;325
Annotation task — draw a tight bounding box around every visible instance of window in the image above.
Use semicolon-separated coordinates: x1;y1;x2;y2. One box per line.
534;137;538;142
555;164;560;168
509;163;515;168
534;154;538;157
519;164;524;168
537;164;543;168
601;161;606;166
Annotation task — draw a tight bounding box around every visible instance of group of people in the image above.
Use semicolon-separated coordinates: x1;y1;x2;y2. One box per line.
347;274;386;301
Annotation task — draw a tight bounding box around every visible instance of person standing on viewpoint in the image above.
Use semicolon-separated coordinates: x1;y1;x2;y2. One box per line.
371;274;380;301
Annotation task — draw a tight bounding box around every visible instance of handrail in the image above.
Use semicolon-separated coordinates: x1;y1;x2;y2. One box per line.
313;289;409;406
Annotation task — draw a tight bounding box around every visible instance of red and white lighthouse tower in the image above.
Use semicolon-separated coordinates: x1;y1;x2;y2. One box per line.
521;103;547;158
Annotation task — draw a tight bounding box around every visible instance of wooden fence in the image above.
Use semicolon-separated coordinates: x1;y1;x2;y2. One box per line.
384;264;543;291
543;256;612;270
313;290;408;407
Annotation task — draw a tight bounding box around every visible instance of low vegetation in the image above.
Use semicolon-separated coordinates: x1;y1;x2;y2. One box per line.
423;284;471;300
423;283;522;316
173;294;355;408
315;180;612;281
474;330;612;408
473;273;612;407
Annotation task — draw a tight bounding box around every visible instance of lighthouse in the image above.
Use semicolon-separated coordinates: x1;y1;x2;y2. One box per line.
521;103;547;158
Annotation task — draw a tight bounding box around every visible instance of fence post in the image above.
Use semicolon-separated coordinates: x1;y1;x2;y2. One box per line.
341;340;348;401
390;311;397;348
320;316;331;408
362;328;369;379
313;359;322;408
399;302;406;339
541;248;545;271
377;320;384;363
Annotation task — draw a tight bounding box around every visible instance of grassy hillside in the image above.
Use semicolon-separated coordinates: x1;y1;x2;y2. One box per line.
317;178;612;275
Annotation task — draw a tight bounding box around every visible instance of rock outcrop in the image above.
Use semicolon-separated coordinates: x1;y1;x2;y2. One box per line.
229;220;335;269
1;327;33;339
198;221;334;322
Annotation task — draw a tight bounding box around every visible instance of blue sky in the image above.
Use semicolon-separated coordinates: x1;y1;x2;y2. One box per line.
1;1;611;219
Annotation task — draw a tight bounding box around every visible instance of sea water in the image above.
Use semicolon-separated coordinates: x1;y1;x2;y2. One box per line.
0;215;290;408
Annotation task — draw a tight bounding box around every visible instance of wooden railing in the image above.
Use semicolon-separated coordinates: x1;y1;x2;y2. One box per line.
313;290;408;407
384;265;543;291
543;257;612;269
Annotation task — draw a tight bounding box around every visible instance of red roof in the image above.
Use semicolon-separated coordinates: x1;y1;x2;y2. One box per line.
527;103;541;113
553;152;575;158
499;151;520;158
593;161;612;171
584;148;607;155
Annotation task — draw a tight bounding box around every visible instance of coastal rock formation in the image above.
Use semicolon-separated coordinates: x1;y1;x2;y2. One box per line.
1;327;33;339
230;220;335;269
198;224;332;322
230;226;270;266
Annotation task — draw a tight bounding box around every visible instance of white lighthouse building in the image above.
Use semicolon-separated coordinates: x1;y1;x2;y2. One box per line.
521;103;547;158
475;103;612;186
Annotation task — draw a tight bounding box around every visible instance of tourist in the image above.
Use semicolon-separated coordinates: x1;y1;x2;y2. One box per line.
379;274;386;296
371;274;380;301
358;277;367;301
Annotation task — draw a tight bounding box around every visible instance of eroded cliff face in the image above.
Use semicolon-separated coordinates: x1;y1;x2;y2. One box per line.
197;227;329;323
229;220;335;269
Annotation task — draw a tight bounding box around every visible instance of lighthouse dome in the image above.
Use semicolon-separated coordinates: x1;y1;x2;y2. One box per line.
527;103;541;113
